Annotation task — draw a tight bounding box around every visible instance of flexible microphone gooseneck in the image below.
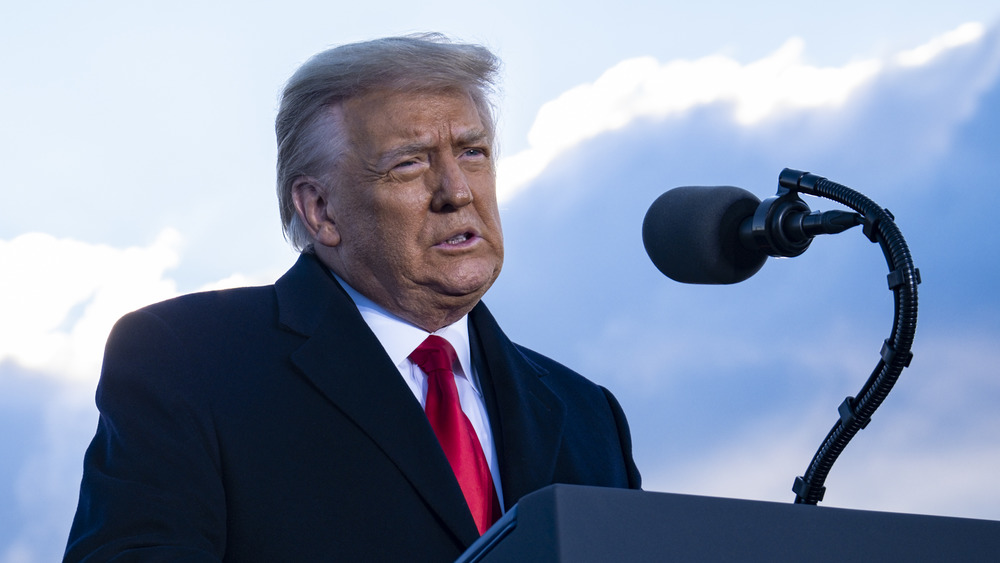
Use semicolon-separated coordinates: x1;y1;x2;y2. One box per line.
642;168;920;506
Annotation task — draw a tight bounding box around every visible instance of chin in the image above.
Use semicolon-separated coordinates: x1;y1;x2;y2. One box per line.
436;264;502;299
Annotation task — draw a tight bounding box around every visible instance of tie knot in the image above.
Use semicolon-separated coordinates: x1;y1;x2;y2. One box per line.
409;335;458;377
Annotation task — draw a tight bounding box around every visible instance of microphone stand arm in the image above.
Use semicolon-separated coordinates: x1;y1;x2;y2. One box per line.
776;169;921;505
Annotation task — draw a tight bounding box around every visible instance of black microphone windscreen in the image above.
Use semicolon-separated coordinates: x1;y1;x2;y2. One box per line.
642;186;768;284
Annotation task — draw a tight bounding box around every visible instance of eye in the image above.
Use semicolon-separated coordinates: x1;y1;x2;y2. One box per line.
462;147;488;159
382;158;426;181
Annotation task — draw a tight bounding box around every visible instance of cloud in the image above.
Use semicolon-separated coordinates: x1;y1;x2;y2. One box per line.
896;22;985;66
0;230;273;382
0;231;278;562
496;21;989;204
0;230;181;380
487;18;1000;522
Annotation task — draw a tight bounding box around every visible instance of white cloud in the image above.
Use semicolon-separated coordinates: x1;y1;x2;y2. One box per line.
896;22;985;66
0;230;279;382
0;229;183;380
496;22;987;204
0;231;281;562
0;229;271;382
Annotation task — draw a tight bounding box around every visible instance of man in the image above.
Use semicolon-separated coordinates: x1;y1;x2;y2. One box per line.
65;34;641;562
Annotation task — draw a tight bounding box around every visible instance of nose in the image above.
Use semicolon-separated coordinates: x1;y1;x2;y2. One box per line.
430;155;473;212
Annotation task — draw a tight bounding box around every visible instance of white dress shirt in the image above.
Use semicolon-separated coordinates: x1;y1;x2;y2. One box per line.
334;274;504;509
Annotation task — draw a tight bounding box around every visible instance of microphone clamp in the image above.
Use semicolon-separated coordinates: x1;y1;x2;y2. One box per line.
740;185;862;258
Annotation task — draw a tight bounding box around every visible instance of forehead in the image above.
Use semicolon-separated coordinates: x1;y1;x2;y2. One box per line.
339;89;488;153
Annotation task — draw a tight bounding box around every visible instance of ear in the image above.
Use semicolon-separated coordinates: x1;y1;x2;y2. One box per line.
291;177;341;247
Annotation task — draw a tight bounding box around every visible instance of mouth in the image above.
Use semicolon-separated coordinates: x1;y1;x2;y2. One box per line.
445;233;471;245
437;230;479;248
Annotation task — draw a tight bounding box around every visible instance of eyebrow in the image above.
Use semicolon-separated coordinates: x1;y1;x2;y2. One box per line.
454;128;490;148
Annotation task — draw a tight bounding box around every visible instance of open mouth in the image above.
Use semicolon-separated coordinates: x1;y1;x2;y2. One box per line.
444;233;471;245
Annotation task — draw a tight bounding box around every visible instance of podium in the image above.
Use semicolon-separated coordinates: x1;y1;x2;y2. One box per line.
457;484;1000;562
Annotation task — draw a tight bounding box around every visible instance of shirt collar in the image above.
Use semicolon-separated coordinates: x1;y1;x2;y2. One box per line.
333;273;476;388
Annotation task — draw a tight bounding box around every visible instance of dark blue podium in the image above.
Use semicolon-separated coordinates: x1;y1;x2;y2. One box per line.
457;484;1000;562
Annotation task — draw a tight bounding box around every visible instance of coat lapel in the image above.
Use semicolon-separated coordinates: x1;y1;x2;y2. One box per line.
275;254;481;547
470;302;567;509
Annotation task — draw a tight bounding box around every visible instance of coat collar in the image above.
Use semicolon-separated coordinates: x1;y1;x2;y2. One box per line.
275;253;479;546
469;302;567;510
274;253;567;539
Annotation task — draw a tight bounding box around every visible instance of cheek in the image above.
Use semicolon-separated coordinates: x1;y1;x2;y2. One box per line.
478;198;503;235
469;179;500;218
362;208;421;262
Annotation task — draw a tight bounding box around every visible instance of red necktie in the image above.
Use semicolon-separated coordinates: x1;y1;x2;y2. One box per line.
409;335;499;535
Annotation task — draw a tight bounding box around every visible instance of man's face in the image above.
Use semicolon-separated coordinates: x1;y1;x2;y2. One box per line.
314;88;504;330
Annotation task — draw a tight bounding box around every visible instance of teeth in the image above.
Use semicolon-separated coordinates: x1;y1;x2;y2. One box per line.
445;233;469;245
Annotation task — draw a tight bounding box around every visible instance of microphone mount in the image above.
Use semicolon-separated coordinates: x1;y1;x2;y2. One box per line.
770;169;921;505
740;184;862;259
643;168;920;504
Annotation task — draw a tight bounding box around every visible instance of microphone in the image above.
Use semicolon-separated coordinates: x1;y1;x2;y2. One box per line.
644;169;919;508
642;185;860;284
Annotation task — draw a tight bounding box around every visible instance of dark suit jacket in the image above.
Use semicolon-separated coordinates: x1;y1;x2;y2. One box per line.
65;253;641;562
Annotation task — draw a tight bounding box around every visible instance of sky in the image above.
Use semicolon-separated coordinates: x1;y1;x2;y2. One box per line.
3;1;1000;560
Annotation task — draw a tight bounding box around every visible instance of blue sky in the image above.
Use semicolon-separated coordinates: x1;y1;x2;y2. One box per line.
2;1;1000;560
